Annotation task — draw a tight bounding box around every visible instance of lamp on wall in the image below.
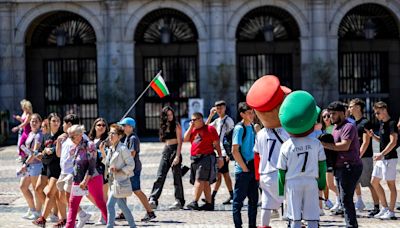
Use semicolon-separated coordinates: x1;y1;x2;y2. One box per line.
55;27;68;47
160;25;171;44
364;19;376;40
262;24;274;42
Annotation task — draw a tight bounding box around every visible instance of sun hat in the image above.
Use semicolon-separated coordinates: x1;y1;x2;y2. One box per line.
118;117;136;128
279;90;319;135
246;75;292;112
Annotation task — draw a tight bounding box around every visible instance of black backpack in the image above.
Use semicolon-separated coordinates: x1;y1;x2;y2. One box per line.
223;122;254;160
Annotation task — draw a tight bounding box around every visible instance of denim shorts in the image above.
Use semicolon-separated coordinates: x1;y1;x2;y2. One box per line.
28;163;43;177
130;170;141;191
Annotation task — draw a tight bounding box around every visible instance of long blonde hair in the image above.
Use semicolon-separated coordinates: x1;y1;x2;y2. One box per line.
20;99;33;113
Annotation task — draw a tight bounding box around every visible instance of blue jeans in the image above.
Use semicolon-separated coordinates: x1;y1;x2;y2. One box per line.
335;164;362;228
233;171;259;228
107;195;136;228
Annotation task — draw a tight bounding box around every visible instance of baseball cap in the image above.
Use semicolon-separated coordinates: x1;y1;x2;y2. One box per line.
279;90;318;135
246;75;292;112
214;100;226;106
118;117;136;128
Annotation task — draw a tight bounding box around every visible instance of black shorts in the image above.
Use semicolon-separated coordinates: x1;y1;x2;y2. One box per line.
41;163;47;176
218;157;229;174
190;154;217;185
46;158;61;179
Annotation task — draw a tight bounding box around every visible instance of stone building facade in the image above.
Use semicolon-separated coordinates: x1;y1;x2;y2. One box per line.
0;0;399;136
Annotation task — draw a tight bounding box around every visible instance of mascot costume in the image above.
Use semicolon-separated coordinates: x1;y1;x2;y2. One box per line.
277;91;327;228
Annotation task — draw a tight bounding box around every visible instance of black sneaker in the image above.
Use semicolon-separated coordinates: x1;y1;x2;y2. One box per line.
186;201;200;210
141;211;156;222
222;197;232;205
199;202;214;211
397;206;400;211
368;208;380;217
331;209;344;216
115;212;125;220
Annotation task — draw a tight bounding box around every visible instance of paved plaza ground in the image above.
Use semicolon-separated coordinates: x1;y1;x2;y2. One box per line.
0;142;399;227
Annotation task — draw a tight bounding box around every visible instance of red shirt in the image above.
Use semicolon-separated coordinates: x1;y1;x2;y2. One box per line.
190;125;219;156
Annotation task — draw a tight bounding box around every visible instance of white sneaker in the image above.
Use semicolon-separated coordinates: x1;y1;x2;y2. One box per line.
355;198;366;211
95;215;106;225
27;210;40;220
21;209;32;219
380;210;396;220
320;208;325;216
271;209;280;219
330;203;340;212
77;213;91;228
49;214;59;223
374;208;389;218
324;199;334;210
149;199;157;209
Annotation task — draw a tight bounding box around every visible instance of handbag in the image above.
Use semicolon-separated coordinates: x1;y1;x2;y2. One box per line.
111;177;132;198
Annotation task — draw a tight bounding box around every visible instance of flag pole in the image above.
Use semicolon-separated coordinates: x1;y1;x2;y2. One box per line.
120;70;162;121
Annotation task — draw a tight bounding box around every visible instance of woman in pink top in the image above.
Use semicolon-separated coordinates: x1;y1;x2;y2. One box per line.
12;99;33;159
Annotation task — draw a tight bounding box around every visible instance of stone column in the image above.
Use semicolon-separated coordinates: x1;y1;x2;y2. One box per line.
303;0;337;106
201;0;236;112
99;0;127;122
0;2;19;116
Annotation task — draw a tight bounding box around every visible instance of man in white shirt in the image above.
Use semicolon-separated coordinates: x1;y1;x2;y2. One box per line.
206;100;235;204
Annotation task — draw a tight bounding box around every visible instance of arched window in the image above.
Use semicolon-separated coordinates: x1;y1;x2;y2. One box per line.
134;8;199;136
338;3;399;124
26;11;98;129
236;6;300;102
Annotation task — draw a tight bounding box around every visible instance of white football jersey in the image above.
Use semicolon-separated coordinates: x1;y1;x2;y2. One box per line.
254;127;290;175
277;136;326;180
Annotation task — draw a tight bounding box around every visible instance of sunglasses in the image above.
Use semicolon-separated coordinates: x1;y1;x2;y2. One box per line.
96;124;106;127
323;115;330;119
374;112;380;115
190;118;199;122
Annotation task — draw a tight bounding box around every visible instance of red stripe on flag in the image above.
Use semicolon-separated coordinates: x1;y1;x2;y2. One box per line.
151;81;165;98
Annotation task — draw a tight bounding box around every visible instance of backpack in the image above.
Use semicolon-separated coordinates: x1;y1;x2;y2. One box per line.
223;122;254;160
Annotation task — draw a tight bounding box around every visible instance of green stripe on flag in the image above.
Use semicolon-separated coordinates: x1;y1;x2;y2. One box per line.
154;77;169;96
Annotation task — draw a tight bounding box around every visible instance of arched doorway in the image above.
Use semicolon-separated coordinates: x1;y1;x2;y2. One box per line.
338;3;400;124
25;11;98;128
236;6;301;102
134;8;199;136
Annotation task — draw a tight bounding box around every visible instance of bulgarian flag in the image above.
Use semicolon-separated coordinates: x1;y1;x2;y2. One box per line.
150;72;170;98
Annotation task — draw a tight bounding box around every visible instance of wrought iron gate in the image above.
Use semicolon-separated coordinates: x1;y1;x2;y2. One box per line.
44;58;98;129
237;54;293;102
142;56;198;135
338;52;389;125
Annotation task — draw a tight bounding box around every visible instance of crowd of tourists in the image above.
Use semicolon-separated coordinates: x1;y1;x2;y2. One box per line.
11;75;400;228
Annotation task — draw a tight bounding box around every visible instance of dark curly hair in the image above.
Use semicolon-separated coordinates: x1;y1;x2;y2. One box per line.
159;106;177;142
88;117;109;141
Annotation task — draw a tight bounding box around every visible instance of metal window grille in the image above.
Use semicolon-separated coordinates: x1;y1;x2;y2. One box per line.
44;58;98;130
237;54;293;101
338;52;389;125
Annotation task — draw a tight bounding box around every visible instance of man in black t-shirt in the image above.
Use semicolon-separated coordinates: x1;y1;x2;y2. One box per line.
367;101;398;220
349;99;379;216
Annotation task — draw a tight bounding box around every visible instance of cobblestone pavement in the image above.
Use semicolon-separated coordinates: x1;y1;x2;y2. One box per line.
1;143;400;227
